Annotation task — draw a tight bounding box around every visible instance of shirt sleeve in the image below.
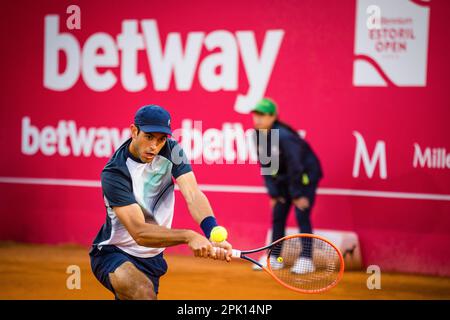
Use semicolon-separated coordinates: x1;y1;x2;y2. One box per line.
168;139;193;179
101;169;137;207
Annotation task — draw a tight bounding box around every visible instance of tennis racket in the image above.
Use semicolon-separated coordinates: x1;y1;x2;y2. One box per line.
221;234;344;294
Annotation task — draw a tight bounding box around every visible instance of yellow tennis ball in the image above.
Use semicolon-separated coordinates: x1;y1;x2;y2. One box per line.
277;257;283;263
210;226;228;242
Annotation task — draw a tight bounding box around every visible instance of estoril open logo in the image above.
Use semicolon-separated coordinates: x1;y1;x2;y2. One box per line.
43;15;284;114
353;0;430;86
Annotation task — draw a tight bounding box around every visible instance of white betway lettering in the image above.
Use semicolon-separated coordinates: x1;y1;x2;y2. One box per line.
175;119;259;164
21;117;305;162
21;117;130;157
43;15;285;113
142;20;204;91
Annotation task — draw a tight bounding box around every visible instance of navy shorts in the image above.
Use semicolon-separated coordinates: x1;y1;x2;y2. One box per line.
89;245;168;298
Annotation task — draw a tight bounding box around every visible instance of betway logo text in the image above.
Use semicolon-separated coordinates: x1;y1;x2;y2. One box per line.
20;117;272;162
43;16;285;114
20;117;295;175
21;117;130;157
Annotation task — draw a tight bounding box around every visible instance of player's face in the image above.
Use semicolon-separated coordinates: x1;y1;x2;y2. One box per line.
252;112;276;130
130;125;167;163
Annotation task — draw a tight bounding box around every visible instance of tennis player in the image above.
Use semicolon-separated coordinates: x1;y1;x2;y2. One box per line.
89;105;232;300
251;98;323;274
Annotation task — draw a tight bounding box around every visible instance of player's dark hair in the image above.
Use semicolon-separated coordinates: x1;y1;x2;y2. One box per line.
135;124;141;134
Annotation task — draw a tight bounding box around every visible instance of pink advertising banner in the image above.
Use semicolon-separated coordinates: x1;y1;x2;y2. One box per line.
0;0;449;275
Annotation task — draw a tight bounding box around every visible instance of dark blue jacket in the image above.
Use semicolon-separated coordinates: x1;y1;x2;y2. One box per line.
255;121;323;200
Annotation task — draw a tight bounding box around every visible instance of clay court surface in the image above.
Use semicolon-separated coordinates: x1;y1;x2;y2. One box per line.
0;242;449;300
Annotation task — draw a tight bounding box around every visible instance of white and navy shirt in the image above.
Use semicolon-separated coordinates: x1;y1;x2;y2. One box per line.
92;138;192;258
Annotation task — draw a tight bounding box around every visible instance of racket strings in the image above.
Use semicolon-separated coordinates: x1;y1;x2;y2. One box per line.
267;236;342;292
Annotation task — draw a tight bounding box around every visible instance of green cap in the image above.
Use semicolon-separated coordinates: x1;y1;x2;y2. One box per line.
252;98;277;115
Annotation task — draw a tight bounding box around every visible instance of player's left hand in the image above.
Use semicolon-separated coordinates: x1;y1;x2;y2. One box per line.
211;240;233;262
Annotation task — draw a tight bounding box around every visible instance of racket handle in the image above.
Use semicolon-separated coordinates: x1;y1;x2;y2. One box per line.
231;249;241;258
213;247;242;258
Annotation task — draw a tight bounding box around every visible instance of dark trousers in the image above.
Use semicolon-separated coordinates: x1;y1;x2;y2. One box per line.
271;193;315;259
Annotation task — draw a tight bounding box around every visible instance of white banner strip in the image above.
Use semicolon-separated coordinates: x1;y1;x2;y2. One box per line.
0;176;449;201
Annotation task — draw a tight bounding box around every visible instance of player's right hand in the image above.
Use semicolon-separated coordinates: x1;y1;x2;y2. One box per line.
212;240;232;262
186;231;215;259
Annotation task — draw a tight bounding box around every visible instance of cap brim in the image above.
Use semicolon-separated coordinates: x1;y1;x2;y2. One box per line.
251;108;270;115
139;125;172;135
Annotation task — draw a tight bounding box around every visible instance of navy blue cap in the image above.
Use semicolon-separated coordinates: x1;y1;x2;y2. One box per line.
134;105;172;135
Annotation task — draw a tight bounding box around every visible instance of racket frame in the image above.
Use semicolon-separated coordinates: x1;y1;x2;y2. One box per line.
237;233;345;294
